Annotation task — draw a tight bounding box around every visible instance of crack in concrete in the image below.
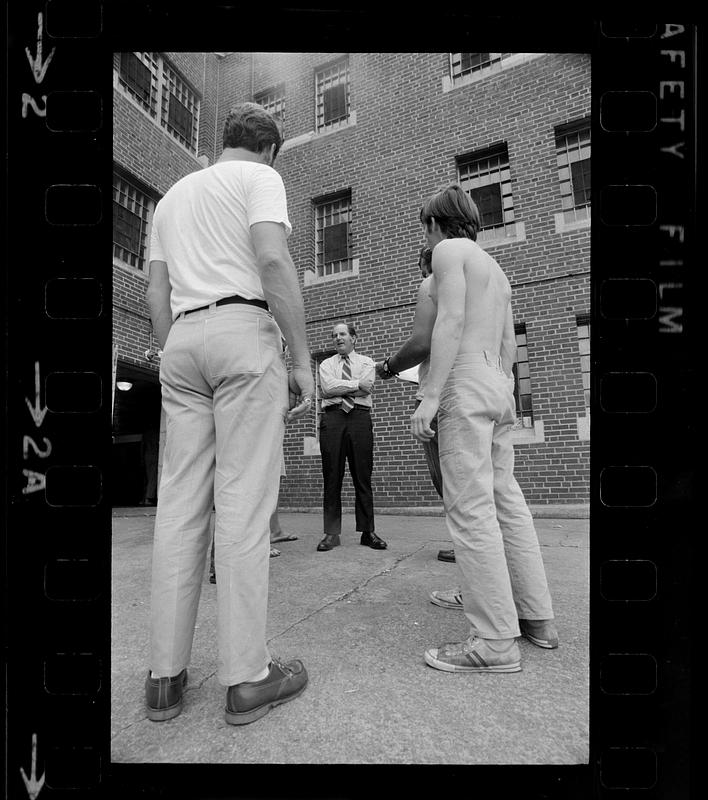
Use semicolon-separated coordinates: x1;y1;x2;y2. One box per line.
268;542;429;644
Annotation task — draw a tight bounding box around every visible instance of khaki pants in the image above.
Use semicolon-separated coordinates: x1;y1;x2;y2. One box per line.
149;303;288;685
438;351;554;640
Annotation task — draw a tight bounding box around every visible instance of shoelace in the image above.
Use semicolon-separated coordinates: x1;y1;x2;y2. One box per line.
271;657;294;676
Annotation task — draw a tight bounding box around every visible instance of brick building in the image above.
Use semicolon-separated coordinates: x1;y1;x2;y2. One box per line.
112;51;590;509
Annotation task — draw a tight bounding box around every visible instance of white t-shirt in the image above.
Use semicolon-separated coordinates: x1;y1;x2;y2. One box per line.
149;160;292;319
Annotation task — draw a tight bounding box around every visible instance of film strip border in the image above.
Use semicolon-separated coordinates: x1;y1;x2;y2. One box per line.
593;20;695;797
5;6;696;797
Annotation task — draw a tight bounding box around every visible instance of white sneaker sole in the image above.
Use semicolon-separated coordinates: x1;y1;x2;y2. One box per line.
424;649;521;673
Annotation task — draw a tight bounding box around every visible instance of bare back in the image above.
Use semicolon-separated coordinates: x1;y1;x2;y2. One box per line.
429;238;511;357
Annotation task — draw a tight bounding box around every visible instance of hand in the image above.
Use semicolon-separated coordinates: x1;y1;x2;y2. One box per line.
286;366;315;423
375;361;395;380
411;397;439;442
358;376;374;393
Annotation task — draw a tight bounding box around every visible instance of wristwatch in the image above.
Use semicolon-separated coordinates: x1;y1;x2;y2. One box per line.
381;356;398;379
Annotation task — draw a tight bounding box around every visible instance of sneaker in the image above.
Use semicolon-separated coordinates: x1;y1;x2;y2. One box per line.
145;668;188;721
518;618;559;649
225;657;308;725
424;637;521;673
429;588;464;610
437;549;456;562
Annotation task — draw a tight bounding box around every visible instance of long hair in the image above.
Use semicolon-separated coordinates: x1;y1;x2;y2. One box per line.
222;102;282;160
420;183;480;241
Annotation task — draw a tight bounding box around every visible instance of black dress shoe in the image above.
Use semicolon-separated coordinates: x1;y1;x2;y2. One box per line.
437;549;456;563
145;668;188;722
317;534;340;551
360;531;387;549
225;658;308;725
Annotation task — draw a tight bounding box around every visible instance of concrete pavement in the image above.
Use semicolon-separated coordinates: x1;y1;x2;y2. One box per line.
111;510;588;765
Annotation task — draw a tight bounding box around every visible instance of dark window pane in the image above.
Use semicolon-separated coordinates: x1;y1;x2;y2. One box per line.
113;202;141;253
571;158;591;206
168;94;192;141
461;53;489;72
323;221;348;263
470;183;503;228
323;83;347;124
520;394;533;411
120;53;151;105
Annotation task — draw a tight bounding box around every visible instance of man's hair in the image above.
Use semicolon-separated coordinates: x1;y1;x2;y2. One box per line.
222;102;282;160
332;321;357;339
420;183;480;241
418;246;433;269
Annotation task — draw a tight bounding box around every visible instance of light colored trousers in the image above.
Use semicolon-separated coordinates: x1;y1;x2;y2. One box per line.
437;351;554;640
149;303;288;686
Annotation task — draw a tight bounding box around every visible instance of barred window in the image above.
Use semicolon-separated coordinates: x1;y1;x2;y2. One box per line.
254;84;286;137
115;53;200;154
113;172;155;272
512;324;534;429
315;192;353;278
450;52;514;83
316;57;350;132
555;119;591;224
161;61;199;153
576;315;590;410
118;52;158;115
457;144;516;242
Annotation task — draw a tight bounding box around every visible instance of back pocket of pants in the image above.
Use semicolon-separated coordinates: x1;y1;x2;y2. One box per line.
206;315;263;377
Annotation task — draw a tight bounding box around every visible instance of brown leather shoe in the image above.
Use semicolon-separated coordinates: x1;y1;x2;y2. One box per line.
145;668;188;721
360;531;387;549
317;533;340;551
225;658;308;725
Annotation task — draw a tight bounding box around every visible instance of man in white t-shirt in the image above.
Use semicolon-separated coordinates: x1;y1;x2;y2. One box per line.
144;103;313;726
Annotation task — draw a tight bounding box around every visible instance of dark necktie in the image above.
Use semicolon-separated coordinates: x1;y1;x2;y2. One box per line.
341;355;355;412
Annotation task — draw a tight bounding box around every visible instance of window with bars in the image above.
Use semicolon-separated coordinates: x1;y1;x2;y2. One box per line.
316;57;351;132
118;52;158;115
512;323;534;428
457;144;516;242
115;53;200;153
555;119;591;224
254;84;286;137
576;315;590;410
450;52;514;83
113;171;156;272
314;192;353;278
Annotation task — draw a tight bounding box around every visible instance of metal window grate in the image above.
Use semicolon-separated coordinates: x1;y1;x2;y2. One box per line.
112;173;154;272
576;316;590;409
316;58;350;132
118;52;158;116
458;145;515;241
315;193;352;278
450;53;514;82
254;84;286;136
161;61;199;153
556;123;591;223
512;324;534;428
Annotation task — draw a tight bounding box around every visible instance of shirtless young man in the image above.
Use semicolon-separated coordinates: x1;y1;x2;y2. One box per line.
411;184;557;674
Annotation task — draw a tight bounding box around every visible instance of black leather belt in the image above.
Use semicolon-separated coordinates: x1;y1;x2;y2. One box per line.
182;294;269;315
323;404;369;412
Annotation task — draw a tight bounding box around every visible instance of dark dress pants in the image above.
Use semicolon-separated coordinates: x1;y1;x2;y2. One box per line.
320;406;375;536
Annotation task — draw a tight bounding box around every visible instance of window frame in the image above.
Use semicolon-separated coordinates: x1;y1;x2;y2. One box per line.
112;169;158;274
511;323;534;430
555;118;591;225
315;56;351;133
253;83;286;138
457;143;518;244
576;314;591;411
313;190;354;281
114;52;201;155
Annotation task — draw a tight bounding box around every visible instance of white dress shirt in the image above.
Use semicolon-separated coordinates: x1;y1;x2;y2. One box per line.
319;350;375;409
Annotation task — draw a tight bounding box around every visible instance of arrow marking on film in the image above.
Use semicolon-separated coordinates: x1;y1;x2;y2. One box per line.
20;733;46;800
25;12;56;84
25;362;48;428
